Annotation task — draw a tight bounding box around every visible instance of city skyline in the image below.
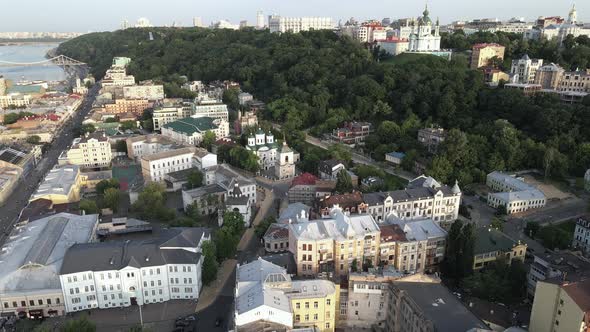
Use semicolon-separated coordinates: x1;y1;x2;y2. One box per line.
0;0;588;32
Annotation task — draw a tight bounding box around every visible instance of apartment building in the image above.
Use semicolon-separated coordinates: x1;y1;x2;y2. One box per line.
59;132;112;168
288;207;381;277
527;250;590;298
331;122;373;146
269;16;333;33
573;215;590;255
558;69;590;94
473;227;527;269
385;276;489;332
363;178;461;229
234;257;338;332
101;66;135;87
123;84;164;100
126;134;180;162
486;171;546;214
470;43;505;69
152;100;193;131
0;93;31;108
59;228;210;313
193;101;229;121
0;213;99;318
161;117;229;146
379;218;447;274
140;147;198;182
510;54;543;84
534;63;565;90
529;279;590;332
102;99;151;117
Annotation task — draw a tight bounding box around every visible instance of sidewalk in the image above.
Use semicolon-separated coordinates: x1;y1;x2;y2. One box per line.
196;258;236;312
196;188;275;312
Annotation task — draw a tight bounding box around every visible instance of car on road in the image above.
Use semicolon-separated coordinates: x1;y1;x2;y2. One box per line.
175;320;190;327
215;318;224;327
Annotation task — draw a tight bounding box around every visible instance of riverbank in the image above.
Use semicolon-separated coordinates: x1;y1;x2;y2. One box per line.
0;39;69;46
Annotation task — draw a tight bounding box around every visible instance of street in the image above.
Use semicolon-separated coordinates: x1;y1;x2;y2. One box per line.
0;84;100;246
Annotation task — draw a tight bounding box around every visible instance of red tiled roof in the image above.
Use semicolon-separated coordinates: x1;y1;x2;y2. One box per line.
264;224;289;240
379;224;408;242
291;173;318;187
319;192;363;208
562;279;590;312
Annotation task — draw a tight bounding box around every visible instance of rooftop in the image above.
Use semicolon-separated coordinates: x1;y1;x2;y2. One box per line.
162;117;219;135
290;208;379;241
290;172;318;187
562;279;590;312
394;281;489;331
0;213;98;295
141;146;197;162
60;227;209;274
30;165;80;201
278;202;311;224
319;192;363;209
474;227;524;255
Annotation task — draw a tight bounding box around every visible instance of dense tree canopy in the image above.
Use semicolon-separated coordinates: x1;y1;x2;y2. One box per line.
59;28;590;182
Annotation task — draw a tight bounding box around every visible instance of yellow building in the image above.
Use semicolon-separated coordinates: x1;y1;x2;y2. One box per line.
471;43;506;69
29;165;82;204
473;227;527;269
529;279;590;332
290;280;339;332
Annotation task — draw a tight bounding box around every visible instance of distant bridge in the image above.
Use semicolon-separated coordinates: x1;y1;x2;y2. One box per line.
0;55;86;67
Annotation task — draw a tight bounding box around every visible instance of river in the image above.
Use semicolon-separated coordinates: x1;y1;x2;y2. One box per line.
0;43;66;82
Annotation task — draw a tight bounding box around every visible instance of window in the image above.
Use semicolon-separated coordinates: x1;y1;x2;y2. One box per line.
305;302;309;309
305;314;309;321
326;323;331;329
3;303;8;309
296;302;300;309
314;301;318;308
313;313;318;320
29;300;34;306
38;300;43;305
327;299;331;305
56;298;60;304
295;314;300;322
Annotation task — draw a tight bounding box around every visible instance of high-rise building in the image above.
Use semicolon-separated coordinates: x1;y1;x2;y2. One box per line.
256;11;265;29
193;17;203;27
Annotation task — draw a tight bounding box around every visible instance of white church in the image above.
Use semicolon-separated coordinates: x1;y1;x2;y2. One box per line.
246;129;297;179
408;5;441;52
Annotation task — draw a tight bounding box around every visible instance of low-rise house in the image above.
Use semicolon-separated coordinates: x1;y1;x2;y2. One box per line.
289;207;381;277
486;171;546;214
161;117;229;146
572;215;590;256
238;92;253;106
181;184;226;216
331;122;372;146
235;257;339;332
318;192;367;217
473;227;527;269
264;224;290;253
527;249;590;298
225;184;253;226
318;160;346;180
59;228;210;313
0;213;99;318
79;170;113;193
529;279;590;332
385;152;405;165
30;165;82;204
140;147;198;183
204;163;257;207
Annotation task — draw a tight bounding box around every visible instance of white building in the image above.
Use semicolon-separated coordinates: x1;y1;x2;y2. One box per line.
193;101;229;121
123;84;165;100
59;228;210;313
408;6;441;52
573;216;590;255
363;176;462;228
269;16;333;33
59;132;113;168
225;184;253;226
126;134;180;162
0;93;31;108
0;213;99;318
238;92;253;106
510;54;543;84
152;100;194;131
135;17;152;28
204;164;257;207
275;142;296;179
192;148;217;170
101;66;135;87
256;11;265;29
141;147;199;183
486;171;546;214
161;117;229;146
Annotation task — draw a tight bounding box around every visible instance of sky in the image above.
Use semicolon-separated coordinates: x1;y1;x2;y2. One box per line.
1;0;587;32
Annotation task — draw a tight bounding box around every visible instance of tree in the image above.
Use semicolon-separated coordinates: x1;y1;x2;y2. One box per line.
427;156;452;184
202;241;218;285
115;140;128;154
96;178;119;195
201;131;216;151
255;217;276;238
132;182;176;221
216;228;239;261
335;169;353;194
186;169;204;189
80;124;96;135
61;316;96;332
525;221;540;238
491;218;504;231
351;258;358;272
79;199;99;214
103;188;121;212
223;211;245;236
26;135;41;145
120;120;137;131
443;220;475;280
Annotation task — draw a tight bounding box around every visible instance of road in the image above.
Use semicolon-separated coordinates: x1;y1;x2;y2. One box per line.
0;85;99;245
303;134;414;181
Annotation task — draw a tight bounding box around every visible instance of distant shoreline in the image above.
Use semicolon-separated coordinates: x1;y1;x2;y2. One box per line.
0;40;67;46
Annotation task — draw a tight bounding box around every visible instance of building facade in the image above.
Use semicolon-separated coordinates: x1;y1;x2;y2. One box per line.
59;228;210;313
59;132;113;168
558;69;590;94
473;227;527;269
123;84;165;100
161;117;229;146
510;54;544;84
126;134;179;162
470;43;505;69
140;147;198;183
534;63;565;90
29;165;82;204
572;215;590;255
269;16;333;33
486;171;546;214
408;6;441;52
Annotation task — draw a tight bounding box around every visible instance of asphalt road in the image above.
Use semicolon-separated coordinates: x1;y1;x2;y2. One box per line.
0;85;100;245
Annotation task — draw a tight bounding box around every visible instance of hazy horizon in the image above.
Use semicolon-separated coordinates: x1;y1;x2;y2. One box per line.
0;0;587;32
